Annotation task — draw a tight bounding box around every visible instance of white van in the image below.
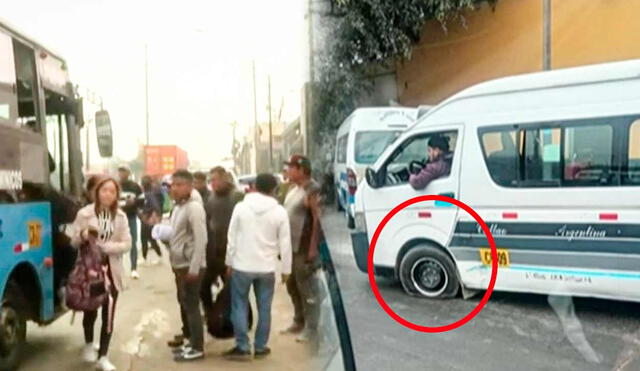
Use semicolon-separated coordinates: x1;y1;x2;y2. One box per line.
334;107;417;227
351;59;640;302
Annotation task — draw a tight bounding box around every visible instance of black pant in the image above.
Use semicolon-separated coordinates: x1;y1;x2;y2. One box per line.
141;223;162;260
83;290;118;357
174;270;190;339
175;268;204;351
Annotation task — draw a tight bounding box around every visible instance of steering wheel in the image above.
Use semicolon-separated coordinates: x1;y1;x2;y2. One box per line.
386;171;401;185
409;159;426;175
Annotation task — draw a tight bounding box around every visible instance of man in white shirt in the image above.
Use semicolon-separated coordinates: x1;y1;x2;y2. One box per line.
224;173;292;361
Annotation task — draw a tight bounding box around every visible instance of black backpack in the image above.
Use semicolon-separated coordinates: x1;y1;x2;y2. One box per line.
206;283;253;339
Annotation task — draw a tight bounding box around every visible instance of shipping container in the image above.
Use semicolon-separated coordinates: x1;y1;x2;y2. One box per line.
144;145;190;178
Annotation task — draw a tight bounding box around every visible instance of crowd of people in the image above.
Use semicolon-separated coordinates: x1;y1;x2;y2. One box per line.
66;154;323;370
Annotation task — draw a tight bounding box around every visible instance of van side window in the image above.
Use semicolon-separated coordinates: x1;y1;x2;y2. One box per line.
481;119;618;188
383;130;457;186
336;135;348;164
564;125;614;185
481;130;519;187
522;128;561;185
625;119;640;184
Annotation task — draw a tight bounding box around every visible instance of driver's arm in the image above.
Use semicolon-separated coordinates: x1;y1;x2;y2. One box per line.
409;162;443;190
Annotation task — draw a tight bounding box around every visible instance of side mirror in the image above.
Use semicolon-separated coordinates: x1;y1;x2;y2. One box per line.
95;110;113;158
365;167;379;189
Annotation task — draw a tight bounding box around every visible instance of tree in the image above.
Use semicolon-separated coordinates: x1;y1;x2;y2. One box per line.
310;0;494;173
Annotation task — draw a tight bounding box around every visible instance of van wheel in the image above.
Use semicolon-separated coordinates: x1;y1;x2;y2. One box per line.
399;244;459;299
0;281;27;371
336;189;344;211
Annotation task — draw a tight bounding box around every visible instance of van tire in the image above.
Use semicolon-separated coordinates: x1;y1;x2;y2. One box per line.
0;281;27;371
399;244;459;299
336;189;344;212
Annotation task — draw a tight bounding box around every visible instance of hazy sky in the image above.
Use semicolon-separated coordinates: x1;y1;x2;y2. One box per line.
4;0;306;168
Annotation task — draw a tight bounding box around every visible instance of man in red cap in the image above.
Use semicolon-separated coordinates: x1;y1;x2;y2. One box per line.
281;155;322;344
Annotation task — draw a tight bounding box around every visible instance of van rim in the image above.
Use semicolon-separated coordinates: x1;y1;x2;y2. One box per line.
410;257;448;297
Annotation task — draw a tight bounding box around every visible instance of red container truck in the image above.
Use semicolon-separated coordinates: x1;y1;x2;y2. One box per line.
144;145;189;178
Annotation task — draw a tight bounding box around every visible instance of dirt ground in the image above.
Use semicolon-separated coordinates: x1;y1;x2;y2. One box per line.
19;254;321;371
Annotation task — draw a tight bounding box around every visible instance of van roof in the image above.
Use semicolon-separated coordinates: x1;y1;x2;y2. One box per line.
337;107;417;136
413;59;640;127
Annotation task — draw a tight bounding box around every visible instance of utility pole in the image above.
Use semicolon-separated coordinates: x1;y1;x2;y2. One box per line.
144;43;150;145
230;121;238;174
85;117;91;172
268;75;273;172
252;60;259;173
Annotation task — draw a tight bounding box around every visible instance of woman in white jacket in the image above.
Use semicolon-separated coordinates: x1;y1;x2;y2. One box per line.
224;173;292;360
70;177;131;371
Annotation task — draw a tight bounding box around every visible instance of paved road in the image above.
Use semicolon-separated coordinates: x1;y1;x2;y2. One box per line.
322;209;640;371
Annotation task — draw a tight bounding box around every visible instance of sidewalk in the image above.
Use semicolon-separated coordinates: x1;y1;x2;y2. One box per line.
21;252;315;371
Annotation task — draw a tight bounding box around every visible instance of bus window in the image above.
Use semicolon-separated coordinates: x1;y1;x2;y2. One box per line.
625;119;640;184
45;102;72;192
0;32;17;126
13;40;38;129
563;124;614;184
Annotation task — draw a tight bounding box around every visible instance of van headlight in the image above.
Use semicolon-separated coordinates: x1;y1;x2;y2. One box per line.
354;211;367;233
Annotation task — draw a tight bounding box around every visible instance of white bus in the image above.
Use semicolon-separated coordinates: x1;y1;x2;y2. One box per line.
351;59;640;302
334;107;417;227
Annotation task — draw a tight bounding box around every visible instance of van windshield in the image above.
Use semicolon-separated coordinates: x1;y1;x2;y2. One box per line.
355;130;401;164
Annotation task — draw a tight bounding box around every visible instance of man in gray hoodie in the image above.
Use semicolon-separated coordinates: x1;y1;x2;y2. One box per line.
169;170;207;362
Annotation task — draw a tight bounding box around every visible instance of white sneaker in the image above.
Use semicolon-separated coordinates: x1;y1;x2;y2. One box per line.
131;271;140;279
96;356;116;371
82;343;98;363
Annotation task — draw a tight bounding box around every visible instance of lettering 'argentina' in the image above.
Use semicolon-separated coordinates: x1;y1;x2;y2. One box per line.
555;225;607;240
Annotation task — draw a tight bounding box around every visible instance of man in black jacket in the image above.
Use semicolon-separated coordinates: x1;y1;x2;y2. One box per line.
201;167;244;313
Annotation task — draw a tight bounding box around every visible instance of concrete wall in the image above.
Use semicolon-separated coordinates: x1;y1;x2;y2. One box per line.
397;0;640;106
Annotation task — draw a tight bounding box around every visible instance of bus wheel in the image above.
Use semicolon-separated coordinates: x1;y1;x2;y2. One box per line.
399;244;459;299
0;282;26;371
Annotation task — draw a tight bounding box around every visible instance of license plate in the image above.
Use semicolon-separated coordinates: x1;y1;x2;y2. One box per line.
479;248;510;267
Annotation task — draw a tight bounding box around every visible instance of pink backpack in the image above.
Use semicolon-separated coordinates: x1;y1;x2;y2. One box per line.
65;238;107;311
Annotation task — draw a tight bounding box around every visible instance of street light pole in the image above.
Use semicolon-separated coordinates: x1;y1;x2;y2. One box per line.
144;43;150;145
252;60;259;173
268;75;273;172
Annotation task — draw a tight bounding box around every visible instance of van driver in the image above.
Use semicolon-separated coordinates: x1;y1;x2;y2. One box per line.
409;135;452;190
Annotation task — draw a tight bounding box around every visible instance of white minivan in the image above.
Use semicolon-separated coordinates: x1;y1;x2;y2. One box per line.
334;107;417;227
351;59;640;303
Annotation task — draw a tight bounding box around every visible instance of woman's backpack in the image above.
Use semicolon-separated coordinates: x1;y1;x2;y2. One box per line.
65;238;107;311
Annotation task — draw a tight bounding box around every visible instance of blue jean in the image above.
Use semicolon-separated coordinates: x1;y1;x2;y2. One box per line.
230;270;275;352
127;215;138;270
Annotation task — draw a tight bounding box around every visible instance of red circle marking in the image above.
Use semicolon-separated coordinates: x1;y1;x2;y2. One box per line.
367;195;498;333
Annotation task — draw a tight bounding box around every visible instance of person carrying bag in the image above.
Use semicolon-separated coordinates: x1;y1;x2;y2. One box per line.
68;177;131;371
